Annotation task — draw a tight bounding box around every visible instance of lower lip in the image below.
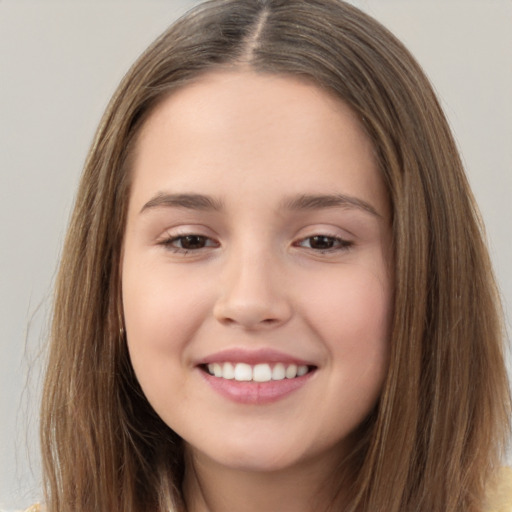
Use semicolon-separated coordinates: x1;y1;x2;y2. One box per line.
200;369;315;405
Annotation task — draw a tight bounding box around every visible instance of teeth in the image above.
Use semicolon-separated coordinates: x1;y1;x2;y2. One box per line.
253;363;272;382
234;363;252;381
206;362;310;381
213;363;222;377
222;362;235;380
285;364;297;379
272;363;286;380
297;365;308;376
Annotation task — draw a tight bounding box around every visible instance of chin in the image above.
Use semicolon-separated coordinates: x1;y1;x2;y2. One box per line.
187;435;304;471
187;432;343;476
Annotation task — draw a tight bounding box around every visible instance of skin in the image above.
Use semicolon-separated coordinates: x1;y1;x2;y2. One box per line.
122;70;392;512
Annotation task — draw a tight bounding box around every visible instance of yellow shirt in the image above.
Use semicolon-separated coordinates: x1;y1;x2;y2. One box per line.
485;467;512;512
21;468;512;512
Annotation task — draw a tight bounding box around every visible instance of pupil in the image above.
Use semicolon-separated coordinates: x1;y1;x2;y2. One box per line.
182;235;205;249
311;236;334;249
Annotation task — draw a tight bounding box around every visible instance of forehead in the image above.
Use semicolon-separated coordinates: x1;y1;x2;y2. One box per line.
136;70;370;156
129;70;387;217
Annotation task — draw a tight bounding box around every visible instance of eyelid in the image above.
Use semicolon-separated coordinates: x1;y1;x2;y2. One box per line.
294;234;353;251
155;224;216;241
290;223;355;255
158;234;219;254
154;225;354;254
156;225;220;253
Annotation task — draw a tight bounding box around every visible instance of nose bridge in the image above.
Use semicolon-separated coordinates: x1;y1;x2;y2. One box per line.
213;239;292;329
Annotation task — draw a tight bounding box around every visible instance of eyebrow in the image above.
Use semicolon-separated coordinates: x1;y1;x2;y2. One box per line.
140;191;380;217
282;193;381;217
140;193;224;213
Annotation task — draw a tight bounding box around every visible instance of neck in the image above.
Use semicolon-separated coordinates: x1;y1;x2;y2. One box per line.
182;448;351;512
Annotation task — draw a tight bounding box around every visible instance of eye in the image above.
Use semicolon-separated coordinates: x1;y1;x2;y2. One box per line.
159;234;219;252
295;235;352;252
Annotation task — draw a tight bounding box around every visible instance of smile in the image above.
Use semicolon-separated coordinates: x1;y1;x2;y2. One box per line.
197;349;318;404
205;362;311;382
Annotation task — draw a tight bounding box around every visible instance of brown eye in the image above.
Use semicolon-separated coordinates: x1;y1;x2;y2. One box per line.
308;236;336;250
179;235;208;250
296;235;352;252
160;234;219;253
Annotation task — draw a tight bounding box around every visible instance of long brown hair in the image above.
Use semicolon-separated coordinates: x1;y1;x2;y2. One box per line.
41;1;510;510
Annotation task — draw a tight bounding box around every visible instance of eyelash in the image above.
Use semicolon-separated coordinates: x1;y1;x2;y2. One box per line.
293;234;353;253
158;234;219;253
158;233;353;255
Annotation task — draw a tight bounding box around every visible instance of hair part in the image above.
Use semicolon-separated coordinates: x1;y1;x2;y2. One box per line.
41;1;510;511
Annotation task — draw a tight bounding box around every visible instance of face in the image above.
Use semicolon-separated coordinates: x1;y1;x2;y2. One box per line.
122;71;392;476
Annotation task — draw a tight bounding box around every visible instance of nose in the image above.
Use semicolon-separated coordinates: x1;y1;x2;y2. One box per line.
213;250;293;330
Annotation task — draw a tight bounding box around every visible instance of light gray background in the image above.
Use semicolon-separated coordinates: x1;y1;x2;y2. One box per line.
1;1;511;509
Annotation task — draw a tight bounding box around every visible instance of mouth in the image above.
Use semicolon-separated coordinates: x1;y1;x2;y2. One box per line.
201;362;316;382
196;348;318;404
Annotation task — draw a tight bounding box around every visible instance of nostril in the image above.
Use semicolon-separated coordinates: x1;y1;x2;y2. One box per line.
213;291;293;329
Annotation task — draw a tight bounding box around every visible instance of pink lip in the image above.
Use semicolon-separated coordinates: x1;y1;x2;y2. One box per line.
196;348;317;405
200;369;315;405
197;347;313;366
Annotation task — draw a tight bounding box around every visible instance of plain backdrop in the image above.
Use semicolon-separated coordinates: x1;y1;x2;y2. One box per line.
1;1;511;509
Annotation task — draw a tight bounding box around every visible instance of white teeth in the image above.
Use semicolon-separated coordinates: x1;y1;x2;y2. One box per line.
206;362;311;381
297;365;308;377
285;364;298;379
222;362;235;380
213;363;223;377
207;363;224;377
253;363;272;382
234;363;252;381
271;363;286;381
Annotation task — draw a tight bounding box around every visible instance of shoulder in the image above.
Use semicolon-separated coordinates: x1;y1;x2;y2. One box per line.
485;467;512;512
0;507;41;512
0;505;43;512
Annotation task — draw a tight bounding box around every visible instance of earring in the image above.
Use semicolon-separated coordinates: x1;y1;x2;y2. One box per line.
119;326;125;338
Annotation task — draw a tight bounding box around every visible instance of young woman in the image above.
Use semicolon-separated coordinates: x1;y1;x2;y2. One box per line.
35;0;511;511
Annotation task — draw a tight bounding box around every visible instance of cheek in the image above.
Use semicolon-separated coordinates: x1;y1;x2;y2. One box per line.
307;266;391;343
124;259;205;332
302;265;391;391
121;262;213;382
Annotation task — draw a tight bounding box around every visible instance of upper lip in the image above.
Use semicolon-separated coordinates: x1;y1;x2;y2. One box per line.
196;348;316;367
